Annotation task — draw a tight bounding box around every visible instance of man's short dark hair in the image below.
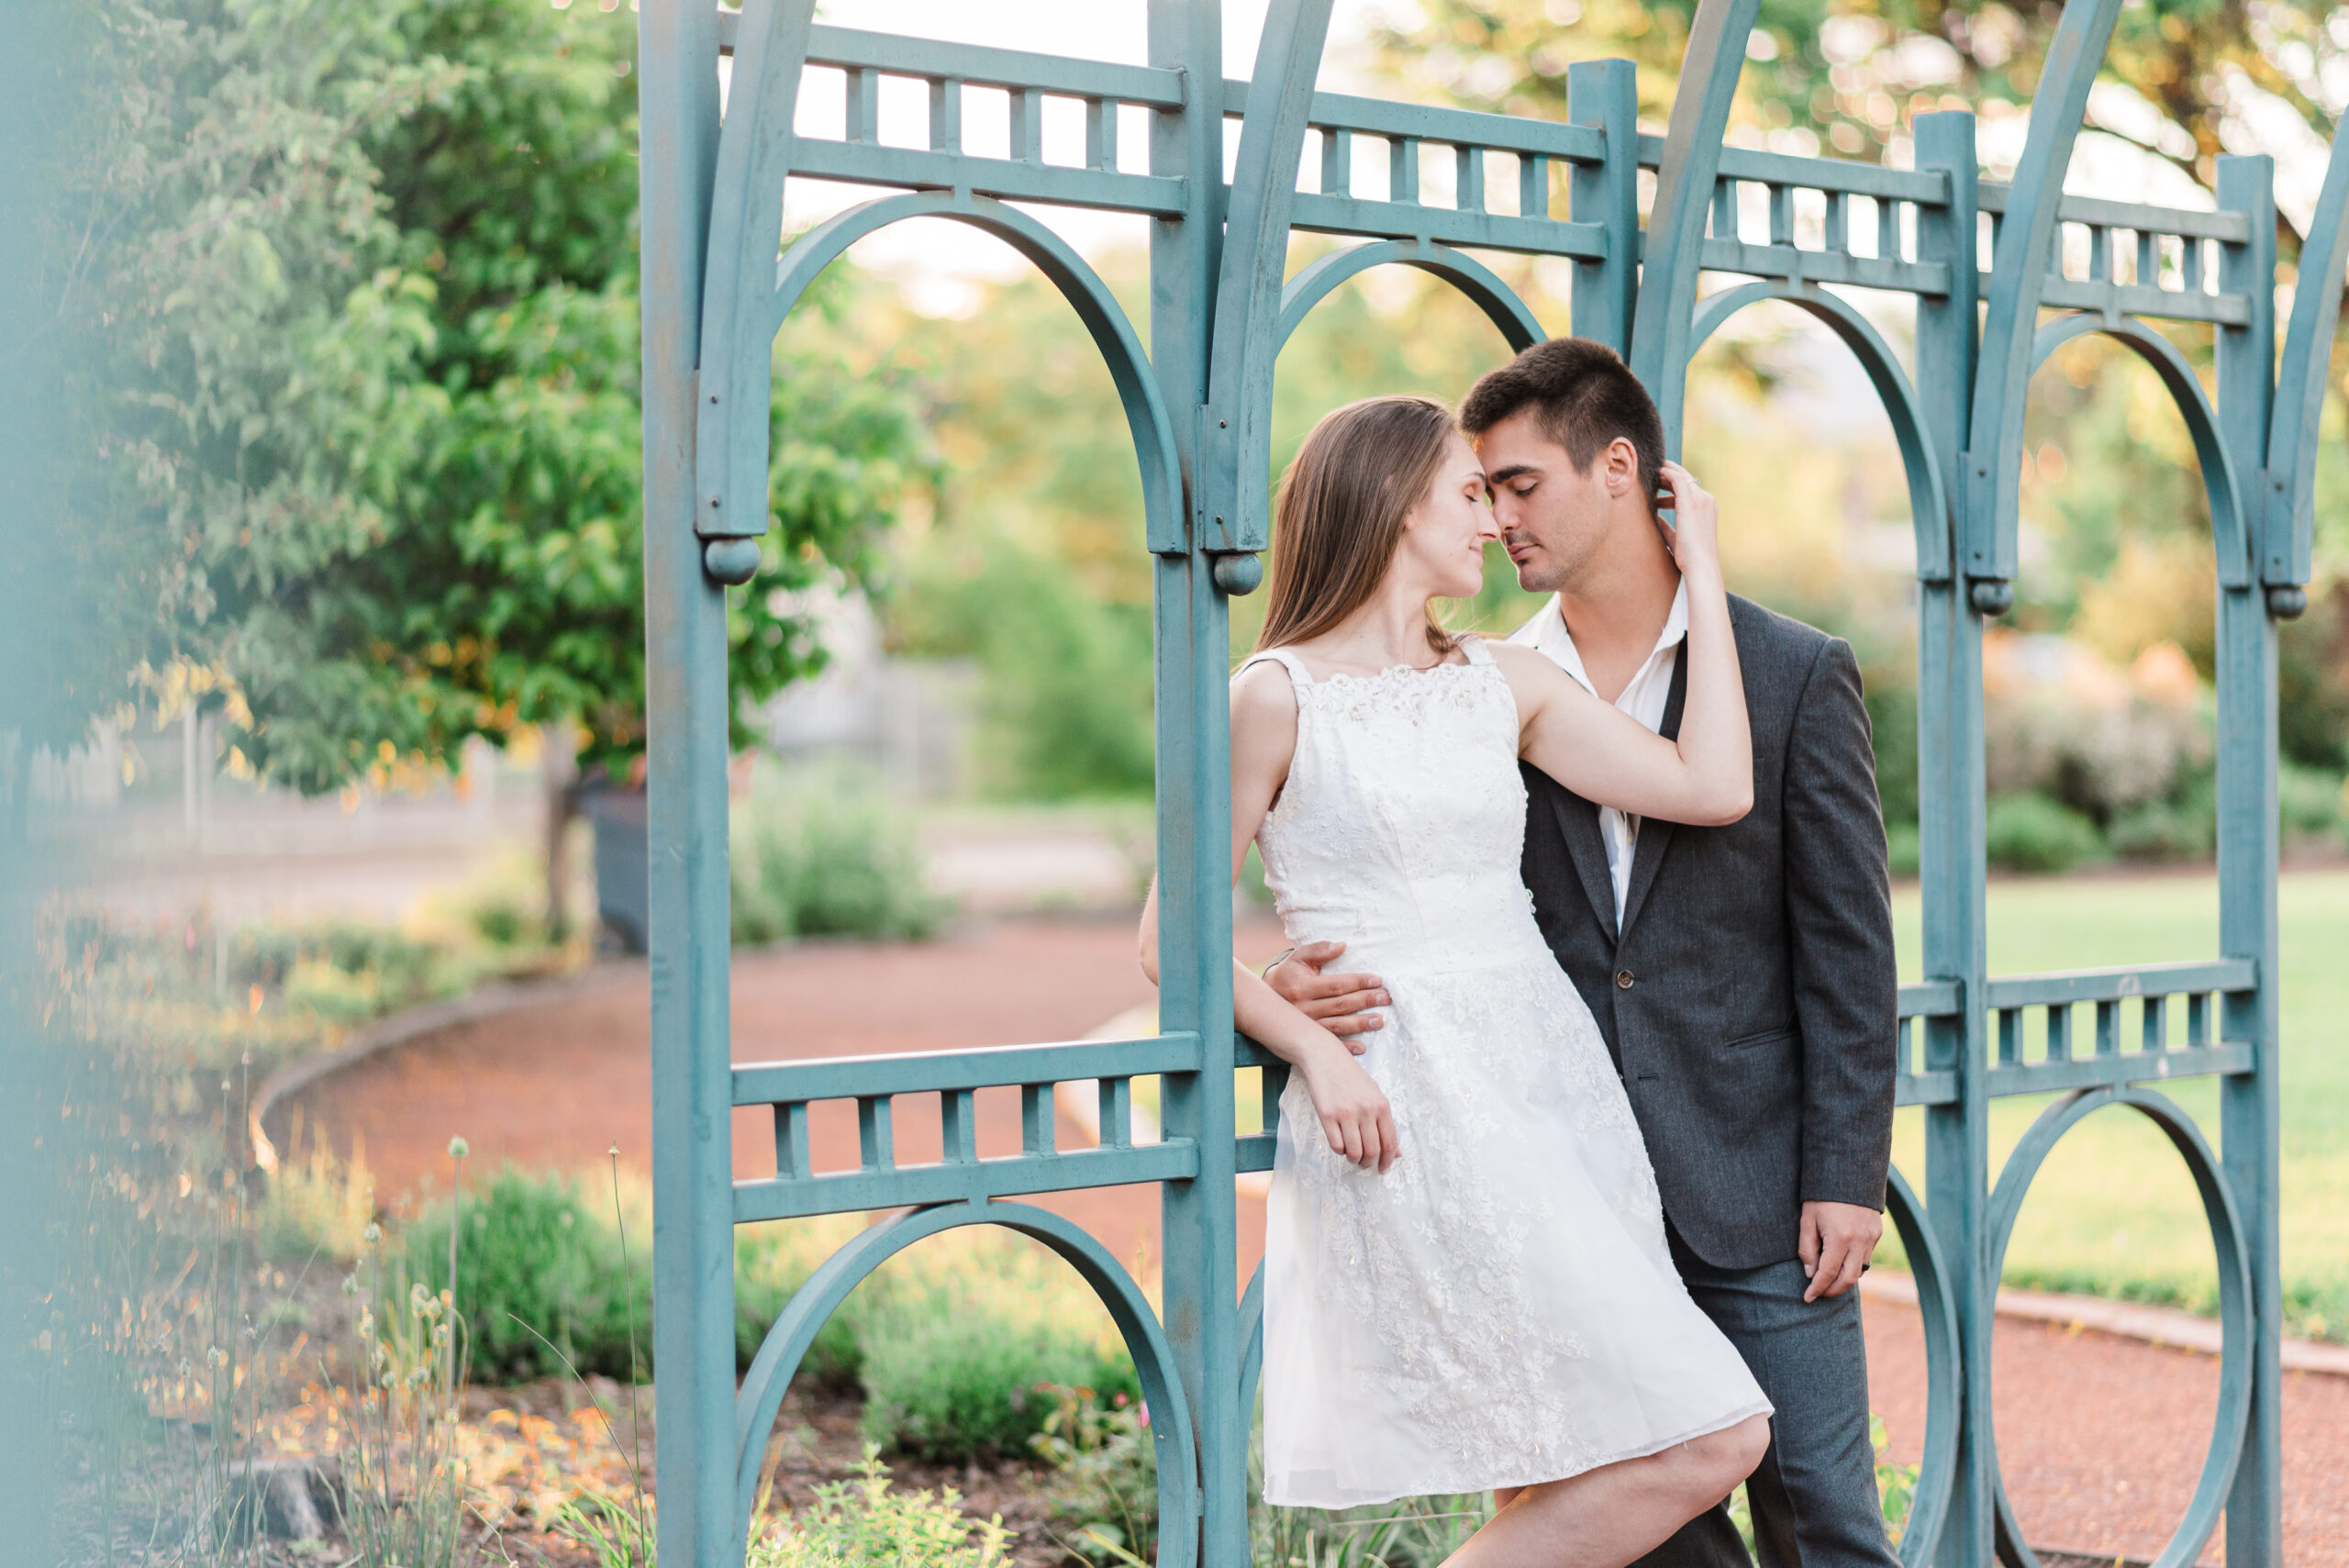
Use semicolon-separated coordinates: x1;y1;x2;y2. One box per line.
1458;337;1665;507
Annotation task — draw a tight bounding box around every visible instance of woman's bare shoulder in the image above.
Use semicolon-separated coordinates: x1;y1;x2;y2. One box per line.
1230;654;1300;725
1480;639;1560;682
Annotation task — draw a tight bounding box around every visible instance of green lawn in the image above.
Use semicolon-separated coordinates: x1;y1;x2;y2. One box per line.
1883;867;2349;1341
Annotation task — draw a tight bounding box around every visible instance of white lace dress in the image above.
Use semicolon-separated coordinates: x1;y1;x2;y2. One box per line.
1250;639;1771;1509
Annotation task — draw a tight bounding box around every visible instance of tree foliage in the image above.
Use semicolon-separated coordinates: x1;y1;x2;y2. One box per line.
52;0;926;791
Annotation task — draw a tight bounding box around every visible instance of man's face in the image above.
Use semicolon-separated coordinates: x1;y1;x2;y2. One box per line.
1475;409;1630;595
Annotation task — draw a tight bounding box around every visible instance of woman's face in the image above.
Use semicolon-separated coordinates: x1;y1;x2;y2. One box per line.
1397;430;1499;602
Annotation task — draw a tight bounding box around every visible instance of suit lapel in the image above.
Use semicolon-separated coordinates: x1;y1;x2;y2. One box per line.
1543;784;1620;944
1616;648;1689;940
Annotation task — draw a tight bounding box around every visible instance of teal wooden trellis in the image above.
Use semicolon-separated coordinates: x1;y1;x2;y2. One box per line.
637;1;2343;1564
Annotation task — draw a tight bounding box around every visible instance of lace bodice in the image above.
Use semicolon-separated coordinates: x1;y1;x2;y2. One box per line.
1246;639;1549;978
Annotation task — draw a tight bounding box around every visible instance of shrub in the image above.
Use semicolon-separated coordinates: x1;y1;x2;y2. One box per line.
404;1166;645;1383
416;1170;1144;1465
1986;792;2104;873
1982;635;2211;824
849;1234;1138;1462
732;760;947;945
2280;763;2349;845
750;1448;1009;1568
735;1214;876;1383
738;1221;1138;1462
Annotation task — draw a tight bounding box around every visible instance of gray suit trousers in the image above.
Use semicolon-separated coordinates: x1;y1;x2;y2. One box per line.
1631;1225;1900;1568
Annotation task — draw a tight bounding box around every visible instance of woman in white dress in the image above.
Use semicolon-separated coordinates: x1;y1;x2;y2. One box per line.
1140;395;1773;1568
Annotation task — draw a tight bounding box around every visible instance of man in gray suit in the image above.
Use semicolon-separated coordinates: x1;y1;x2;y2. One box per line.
1267;337;1899;1567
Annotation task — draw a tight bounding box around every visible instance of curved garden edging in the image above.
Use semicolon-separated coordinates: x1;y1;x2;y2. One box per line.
246;959;647;1172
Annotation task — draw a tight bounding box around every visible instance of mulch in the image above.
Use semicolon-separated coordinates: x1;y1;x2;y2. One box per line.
281;915;2349;1565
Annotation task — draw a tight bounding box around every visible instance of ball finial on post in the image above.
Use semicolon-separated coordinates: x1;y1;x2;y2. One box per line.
703;538;763;585
1211;552;1264;596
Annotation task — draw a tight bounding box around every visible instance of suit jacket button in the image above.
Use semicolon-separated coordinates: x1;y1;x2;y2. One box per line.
1615;969;1635;990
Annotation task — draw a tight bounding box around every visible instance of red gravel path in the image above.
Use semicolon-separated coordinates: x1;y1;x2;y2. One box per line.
278;917;2347;1565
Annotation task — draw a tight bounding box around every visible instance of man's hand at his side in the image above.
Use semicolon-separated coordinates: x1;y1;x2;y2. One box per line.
1263;940;1387;1053
1799;1200;1882;1302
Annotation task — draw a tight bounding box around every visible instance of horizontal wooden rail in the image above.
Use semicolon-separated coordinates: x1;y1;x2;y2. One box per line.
718;17;1186;107
732;1031;1201;1105
1978;182;2253;241
1286;194;1608;255
1651;137;1954;205
1224;82;1608;165
729;1032;1205;1222
1981;959;2255;1007
1897;981;1963;1106
732;1140;1200;1223
1698;238;1952;295
1986;1043;2255;1097
784;139;1187;216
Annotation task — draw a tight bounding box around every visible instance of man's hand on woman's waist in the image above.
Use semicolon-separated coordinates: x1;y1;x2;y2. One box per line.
1263;940;1386;1050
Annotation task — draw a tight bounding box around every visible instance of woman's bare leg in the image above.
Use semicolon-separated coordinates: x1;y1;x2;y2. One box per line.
1449;1415;1769;1568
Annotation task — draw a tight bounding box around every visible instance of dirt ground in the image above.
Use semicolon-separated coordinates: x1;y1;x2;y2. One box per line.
281;916;2349;1565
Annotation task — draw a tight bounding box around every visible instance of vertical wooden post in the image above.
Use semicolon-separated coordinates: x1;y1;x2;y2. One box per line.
1910;111;1992;1568
1147;5;1237;1565
2215;152;2285;1568
1566;59;1638;354
1631;0;1758;454
640;4;736;1568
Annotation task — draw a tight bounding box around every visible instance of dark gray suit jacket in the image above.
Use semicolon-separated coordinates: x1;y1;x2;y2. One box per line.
1520;594;1898;1272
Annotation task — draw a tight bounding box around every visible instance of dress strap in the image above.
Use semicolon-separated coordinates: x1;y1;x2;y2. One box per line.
1457;634;1495;667
1237;648;1314;688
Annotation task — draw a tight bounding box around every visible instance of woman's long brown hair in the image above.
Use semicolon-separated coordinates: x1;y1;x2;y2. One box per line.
1253;395;1460;657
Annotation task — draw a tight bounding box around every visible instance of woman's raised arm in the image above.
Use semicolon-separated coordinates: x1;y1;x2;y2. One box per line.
1500;462;1753;827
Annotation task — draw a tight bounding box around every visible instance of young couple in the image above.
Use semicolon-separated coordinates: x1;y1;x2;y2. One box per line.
1141;338;1899;1568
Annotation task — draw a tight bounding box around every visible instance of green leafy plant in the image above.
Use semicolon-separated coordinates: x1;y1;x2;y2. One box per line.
739;1219;1138;1463
1727;1415;1917;1556
749;1447;1010;1568
1249;1492;1490;1568
405;1165;644;1383
554;1492;658;1568
856;1302;1130;1463
1030;1384;1158;1565
1872;1414;1919;1540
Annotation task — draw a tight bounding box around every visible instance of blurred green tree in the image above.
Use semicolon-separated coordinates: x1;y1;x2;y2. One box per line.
52;0;926;803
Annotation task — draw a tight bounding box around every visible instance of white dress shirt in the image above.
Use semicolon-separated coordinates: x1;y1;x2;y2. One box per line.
1508;581;1690;924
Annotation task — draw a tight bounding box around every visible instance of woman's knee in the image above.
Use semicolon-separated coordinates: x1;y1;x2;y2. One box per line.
1681;1415;1770;1498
